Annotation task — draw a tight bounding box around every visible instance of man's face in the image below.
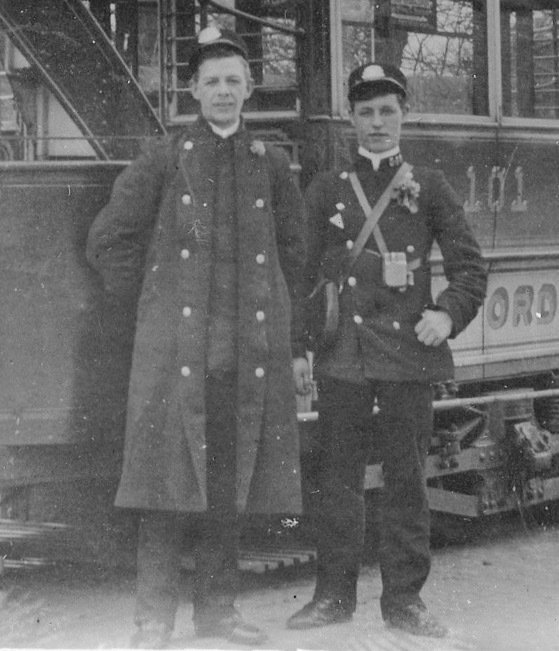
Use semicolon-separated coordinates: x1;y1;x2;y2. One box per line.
350;93;408;153
191;55;253;128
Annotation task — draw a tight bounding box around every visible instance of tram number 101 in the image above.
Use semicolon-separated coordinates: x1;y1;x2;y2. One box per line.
464;166;527;214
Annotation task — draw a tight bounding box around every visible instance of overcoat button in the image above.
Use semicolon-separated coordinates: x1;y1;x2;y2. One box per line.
348;276;357;287
340;171;349;179
407;245;415;253
181;366;191;377
255;367;265;377
336;202;345;211
354;315;363;325
255;198;265;208
256;310;265;321
346;240;354;250
181;194;191;205
256;254;265;264
393;321;401;330
182;307;192;317
181;249;190;259
183;141;193;150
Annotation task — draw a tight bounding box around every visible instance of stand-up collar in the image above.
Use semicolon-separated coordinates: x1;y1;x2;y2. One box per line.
358;145;402;171
209;119;241;139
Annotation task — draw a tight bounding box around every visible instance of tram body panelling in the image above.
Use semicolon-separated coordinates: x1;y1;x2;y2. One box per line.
0;163;138;531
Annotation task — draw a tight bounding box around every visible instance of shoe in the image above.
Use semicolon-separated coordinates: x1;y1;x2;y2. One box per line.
385;604;448;638
129;621;172;649
195;609;268;646
287;598;353;630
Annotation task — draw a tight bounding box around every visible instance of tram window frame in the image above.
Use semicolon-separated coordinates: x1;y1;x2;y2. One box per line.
330;0;559;130
499;0;559;127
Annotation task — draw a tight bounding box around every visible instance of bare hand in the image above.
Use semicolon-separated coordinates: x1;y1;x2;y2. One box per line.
415;309;453;347
292;357;312;395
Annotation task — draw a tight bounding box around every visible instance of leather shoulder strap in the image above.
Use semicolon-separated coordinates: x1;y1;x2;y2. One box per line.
347;162;413;265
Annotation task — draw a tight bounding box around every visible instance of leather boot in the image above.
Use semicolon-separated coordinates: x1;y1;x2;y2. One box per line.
287;598;353;630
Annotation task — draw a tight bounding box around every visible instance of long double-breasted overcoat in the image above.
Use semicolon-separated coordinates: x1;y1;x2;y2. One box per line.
86;119;306;515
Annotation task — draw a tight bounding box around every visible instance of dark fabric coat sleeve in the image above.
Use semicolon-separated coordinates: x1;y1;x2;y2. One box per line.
268;147;308;358
86;137;170;300
303;171;332;294
425;170;488;337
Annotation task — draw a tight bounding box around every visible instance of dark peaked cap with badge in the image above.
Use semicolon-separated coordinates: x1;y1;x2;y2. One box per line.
348;62;407;102
187;25;249;77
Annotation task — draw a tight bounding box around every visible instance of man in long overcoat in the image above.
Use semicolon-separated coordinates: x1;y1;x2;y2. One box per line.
288;63;487;637
86;26;310;649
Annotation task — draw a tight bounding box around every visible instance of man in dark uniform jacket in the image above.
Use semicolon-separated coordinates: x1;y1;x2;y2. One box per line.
287;63;487;637
87;26;311;649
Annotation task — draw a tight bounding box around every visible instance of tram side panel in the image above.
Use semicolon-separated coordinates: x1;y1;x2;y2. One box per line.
410;131;559;518
0;163;135;525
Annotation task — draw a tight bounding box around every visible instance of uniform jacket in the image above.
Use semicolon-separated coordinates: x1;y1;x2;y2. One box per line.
304;155;487;383
86;118;306;514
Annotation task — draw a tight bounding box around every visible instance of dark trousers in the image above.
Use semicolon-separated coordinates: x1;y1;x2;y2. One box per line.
135;373;241;630
303;377;432;619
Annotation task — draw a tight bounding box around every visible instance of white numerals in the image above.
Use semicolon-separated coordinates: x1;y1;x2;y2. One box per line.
463;166;528;213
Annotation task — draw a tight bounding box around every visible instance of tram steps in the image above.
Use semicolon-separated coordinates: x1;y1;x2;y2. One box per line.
0;519;316;574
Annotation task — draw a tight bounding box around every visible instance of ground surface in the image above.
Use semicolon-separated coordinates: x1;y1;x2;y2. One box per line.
0;512;557;651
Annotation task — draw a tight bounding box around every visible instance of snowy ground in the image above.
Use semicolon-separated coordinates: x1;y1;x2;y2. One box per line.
0;512;557;651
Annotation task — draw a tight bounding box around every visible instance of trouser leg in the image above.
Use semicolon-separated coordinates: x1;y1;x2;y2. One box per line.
135;511;183;630
192;516;241;625
192;371;240;624
374;382;433;618
134;372;241;631
309;377;372;613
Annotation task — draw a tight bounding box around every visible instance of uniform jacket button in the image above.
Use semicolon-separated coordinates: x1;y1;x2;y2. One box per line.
256;254;265;264
346;240;354;250
255;198;265;208
182;306;192;317
348;276;357;287
181;194;192;205
181;249;190;259
393;321;401;330
183;141;193;150
181;366;191;377
407;245;415;253
256;310;265;321
255;367;265;377
354;315;363;325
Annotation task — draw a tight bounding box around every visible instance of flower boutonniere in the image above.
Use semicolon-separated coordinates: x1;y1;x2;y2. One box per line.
250;140;266;156
392;171;420;214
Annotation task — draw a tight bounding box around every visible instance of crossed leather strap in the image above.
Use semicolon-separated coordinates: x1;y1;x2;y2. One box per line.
309;163;422;348
346;162;421;279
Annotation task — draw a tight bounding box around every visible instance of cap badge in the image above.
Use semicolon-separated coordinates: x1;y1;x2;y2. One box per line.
361;64;385;82
198;25;222;45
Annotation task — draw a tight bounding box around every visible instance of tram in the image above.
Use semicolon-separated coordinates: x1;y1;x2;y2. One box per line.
0;0;559;559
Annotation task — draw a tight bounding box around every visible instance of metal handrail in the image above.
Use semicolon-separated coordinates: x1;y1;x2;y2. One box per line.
297;387;559;422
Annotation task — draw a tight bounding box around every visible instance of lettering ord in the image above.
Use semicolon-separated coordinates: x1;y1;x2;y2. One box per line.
487;284;557;330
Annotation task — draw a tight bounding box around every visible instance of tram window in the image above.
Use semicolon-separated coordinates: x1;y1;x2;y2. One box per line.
162;0;300;122
341;1;488;116
501;2;559;119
